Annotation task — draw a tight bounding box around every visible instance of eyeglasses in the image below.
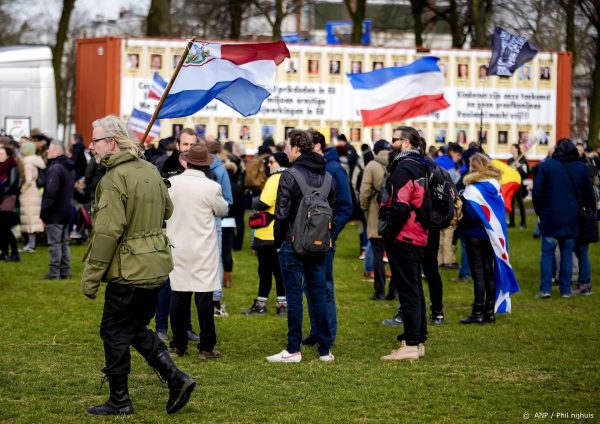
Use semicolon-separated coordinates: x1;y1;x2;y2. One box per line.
90;137;111;145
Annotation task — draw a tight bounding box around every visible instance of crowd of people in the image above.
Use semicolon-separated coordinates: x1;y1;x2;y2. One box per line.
1;116;599;415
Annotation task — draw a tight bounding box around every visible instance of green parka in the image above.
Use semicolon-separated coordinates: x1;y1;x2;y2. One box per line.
81;151;174;296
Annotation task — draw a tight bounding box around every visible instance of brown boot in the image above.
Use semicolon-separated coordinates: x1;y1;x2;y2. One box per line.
223;272;232;288
381;341;419;361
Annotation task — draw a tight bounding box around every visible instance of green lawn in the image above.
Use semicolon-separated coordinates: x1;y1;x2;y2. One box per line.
0;212;599;423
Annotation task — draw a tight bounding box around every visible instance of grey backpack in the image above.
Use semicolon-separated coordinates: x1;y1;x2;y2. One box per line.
288;168;333;257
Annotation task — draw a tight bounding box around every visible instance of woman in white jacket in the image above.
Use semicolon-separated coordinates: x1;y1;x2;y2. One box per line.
19;142;45;252
166;143;228;360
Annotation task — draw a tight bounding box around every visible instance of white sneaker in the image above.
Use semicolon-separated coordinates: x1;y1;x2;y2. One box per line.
214;305;229;317
266;350;302;363
319;352;335;362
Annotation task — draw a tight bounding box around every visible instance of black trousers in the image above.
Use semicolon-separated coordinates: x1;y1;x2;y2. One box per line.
256;245;285;298
509;188;526;227
423;229;443;314
222;227;235;272
0;211;18;256
233;209;245;251
386;241;427;346
170;291;215;353
464;237;496;305
370;237;386;297
100;283;164;377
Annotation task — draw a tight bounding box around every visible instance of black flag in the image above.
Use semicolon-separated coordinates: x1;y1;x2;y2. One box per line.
487;27;538;77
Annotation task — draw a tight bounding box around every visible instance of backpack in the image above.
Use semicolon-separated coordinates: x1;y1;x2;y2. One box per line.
411;161;460;230
35;167;46;189
288;168;333;256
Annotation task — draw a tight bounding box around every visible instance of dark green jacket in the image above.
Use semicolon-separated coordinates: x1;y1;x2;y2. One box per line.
81;151;174;296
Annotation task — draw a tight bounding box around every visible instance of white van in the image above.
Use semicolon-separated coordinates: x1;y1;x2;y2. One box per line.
0;45;57;139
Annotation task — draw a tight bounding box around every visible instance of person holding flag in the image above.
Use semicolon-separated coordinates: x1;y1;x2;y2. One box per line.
459;153;520;324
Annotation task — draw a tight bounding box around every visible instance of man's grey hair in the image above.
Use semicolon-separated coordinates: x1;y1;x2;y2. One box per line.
49;141;65;154
92;115;143;158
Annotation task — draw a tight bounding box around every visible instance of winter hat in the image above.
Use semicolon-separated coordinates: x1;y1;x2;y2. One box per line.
373;139;391;155
272;151;290;168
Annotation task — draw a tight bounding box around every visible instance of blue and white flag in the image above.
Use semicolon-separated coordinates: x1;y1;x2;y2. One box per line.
487;27;538;77
128;108;160;141
463;179;520;313
149;72;167;100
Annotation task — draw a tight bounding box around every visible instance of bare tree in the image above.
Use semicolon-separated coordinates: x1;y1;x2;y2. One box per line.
146;0;172;36
580;0;600;146
53;0;76;127
230;0;243;40
469;0;493;47
409;0;426;47
426;0;470;48
251;0;298;41
343;0;367;45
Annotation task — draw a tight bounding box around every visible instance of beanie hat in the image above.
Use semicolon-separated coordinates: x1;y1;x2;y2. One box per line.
373;139;391;155
272;151;290;168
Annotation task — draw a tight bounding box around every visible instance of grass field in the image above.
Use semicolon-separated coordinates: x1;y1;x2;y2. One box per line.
0;211;599;423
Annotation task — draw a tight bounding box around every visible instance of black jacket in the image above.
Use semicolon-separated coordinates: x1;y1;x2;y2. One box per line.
41;155;75;225
160;150;184;178
71;141;88;180
274;152;336;248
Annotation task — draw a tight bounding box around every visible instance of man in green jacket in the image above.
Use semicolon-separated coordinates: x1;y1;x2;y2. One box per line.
81;115;195;416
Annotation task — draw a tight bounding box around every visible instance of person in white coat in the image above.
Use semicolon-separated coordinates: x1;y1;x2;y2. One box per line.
19;141;46;252
166;143;228;359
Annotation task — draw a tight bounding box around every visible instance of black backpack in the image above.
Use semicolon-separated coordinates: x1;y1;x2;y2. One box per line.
288;168;333;256
411;161;458;230
35;168;47;189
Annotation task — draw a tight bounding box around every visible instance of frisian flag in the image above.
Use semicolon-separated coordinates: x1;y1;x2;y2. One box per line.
346;56;449;126
157;41;290;119
463;179;520;313
128;108;160;141
149;72;167;100
487;27;538;77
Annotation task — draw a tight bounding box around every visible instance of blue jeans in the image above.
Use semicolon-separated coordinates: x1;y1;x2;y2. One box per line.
574;243;591;284
364;241;374;273
213;220;223;302
155;279;192;333
459;237;471;278
306;246;337;342
540;237;575;295
278;242;331;356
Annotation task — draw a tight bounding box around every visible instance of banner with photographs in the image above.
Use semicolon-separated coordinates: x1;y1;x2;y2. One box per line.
119;40;559;157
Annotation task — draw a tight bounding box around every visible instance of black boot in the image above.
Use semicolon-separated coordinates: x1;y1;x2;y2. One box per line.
150;349;196;414
87;375;134;416
460;303;485;324
484;301;496;323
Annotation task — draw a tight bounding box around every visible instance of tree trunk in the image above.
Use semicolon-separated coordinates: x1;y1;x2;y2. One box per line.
273;0;284;41
588;36;600;148
448;0;464;48
344;0;367;45
52;0;76;127
146;0;171;37
410;0;424;47
563;0;577;68
470;0;492;48
230;0;243;40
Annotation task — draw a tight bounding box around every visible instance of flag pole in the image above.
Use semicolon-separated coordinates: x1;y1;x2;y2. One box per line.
478;109;484;144
141;37;196;145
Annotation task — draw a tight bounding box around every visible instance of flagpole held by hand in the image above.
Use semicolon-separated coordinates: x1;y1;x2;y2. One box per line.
141;37;196;145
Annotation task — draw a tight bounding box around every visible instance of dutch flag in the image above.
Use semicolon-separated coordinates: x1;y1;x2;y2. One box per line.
463;179;521;313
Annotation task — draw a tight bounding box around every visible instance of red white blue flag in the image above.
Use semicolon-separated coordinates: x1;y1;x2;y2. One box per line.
157;41;289;119
128;108;160;141
346;56;449;127
463;179;520;313
149;72;167;100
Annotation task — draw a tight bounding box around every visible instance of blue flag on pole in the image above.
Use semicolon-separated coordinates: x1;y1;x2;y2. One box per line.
487;27;538;77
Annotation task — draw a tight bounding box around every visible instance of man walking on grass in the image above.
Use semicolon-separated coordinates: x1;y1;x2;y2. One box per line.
81;115;194;416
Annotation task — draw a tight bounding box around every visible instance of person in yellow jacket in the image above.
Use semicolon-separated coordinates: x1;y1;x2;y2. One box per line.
243;152;290;315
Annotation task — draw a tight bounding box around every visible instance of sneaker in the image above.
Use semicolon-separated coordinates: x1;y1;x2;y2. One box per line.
444;263;459;270
383;253;389;263
418;343;425;358
169;347;185;358
319;352;335;362
266;350;302;363
214;305;229;317
242;300;266;315
362;272;375;282
381;341;419;361
199;350;221;360
535;291;551;299
41;274;60;280
560;293;572;299
382;312;403;326
451;276;469;283
19;246;35;253
187;331;200;342
276;303;287;316
359;250;366;260
579;288;593;296
5;254;20;262
370;294;386;301
429;313;444;325
157;331;168;343
573;284;592;296
60;275;71;280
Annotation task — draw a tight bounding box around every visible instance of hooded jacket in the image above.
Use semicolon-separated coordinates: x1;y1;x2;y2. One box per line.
324;147;353;240
360;149;389;239
40;155;75;225
532;140;595;239
20;154;46;233
81;151;174;296
274;152;336;248
384;150;431;247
